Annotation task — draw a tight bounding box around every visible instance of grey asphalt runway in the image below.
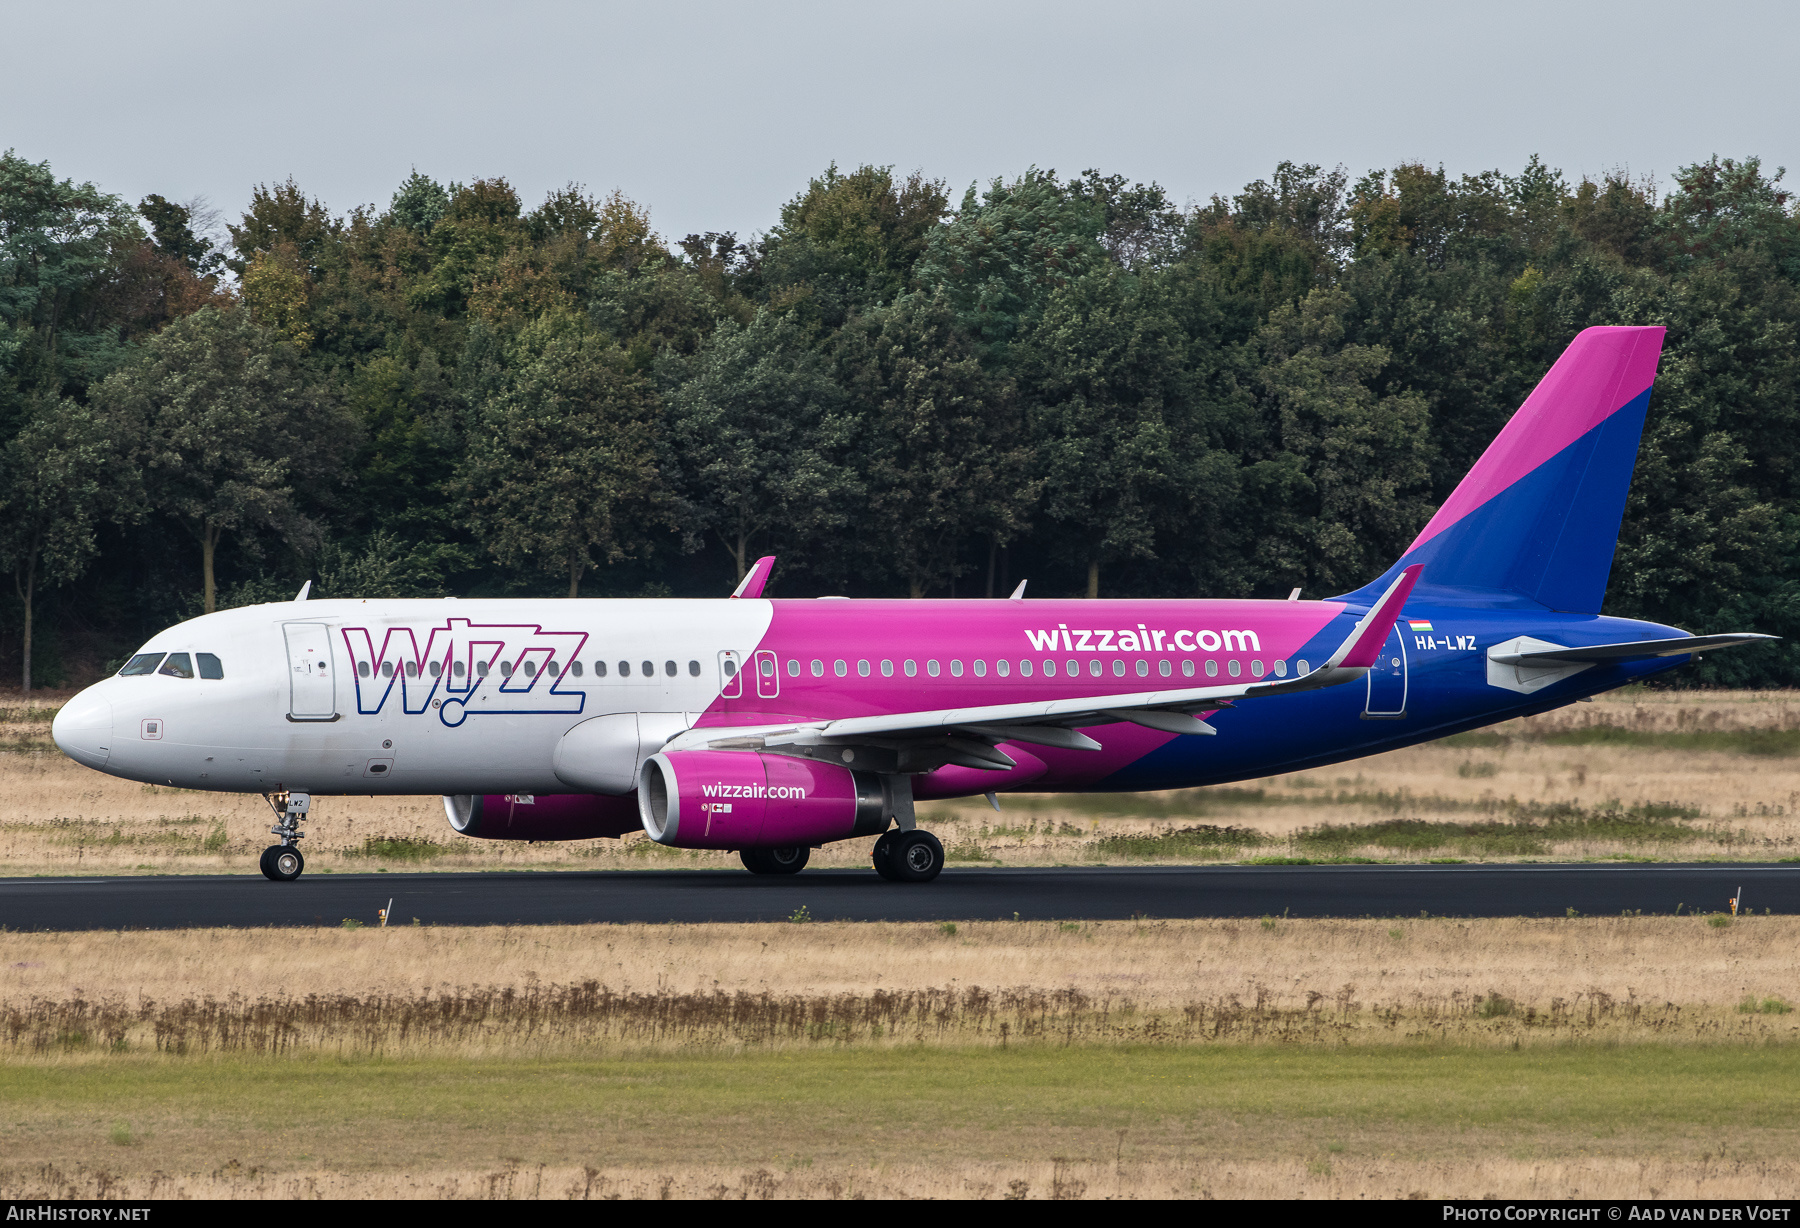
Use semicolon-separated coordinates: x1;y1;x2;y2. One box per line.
0;864;1793;930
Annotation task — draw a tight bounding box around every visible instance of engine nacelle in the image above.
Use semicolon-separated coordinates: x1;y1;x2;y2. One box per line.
443;793;642;841
637;750;887;849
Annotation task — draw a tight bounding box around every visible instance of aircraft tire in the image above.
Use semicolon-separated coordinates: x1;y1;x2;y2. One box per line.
262;845;304;882
871;832;902;881
890;830;945;883
740;846;809;875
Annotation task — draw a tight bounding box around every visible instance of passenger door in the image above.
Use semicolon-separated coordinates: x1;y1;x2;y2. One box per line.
284;623;338;720
1362;625;1407;719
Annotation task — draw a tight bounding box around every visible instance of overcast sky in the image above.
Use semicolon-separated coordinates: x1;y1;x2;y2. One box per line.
6;0;1796;243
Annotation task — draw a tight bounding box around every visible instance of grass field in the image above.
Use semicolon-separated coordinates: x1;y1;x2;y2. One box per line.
6;1047;1798;1199
2;917;1797;1198
4;688;1800;874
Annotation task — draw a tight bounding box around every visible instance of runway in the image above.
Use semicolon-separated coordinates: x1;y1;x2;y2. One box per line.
0;863;1793;930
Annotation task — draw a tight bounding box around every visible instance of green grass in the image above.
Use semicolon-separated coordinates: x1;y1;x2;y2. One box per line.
1092;825;1268;859
4;1045;1798;1176
346;836;450;861
1290;802;1710;858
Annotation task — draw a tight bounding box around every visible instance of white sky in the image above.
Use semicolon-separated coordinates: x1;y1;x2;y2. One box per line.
6;0;1796;243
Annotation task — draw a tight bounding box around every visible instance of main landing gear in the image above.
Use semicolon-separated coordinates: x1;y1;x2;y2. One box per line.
740;846;810;875
260;791;310;882
872;829;945;883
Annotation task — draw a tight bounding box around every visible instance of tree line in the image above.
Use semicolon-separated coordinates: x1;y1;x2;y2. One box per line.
2;151;1797;691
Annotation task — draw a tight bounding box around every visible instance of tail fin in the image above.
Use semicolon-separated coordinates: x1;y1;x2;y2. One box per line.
1341;325;1666;613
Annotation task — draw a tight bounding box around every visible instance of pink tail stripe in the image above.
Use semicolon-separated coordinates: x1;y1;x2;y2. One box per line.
1406;327;1665;555
1340;565;1422;669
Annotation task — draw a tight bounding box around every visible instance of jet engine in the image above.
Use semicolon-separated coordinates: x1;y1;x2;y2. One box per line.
637;750;888;849
442;792;642;841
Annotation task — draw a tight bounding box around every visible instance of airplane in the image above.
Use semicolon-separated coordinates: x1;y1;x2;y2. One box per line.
50;325;1775;884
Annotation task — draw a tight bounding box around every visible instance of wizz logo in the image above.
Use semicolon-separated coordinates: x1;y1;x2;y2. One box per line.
340;618;589;728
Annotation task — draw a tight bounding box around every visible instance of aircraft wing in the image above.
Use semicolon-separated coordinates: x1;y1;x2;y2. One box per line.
1488;633;1778;666
664;567;1422;771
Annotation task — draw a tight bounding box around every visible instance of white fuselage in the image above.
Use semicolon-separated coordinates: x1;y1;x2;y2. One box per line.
52;598;772;796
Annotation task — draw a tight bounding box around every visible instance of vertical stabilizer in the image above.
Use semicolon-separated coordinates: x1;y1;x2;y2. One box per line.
1341;325;1665;613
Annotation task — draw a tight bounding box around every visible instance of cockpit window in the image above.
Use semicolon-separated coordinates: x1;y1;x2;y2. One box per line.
197;653;224;680
158;653;195;679
119;652;165;676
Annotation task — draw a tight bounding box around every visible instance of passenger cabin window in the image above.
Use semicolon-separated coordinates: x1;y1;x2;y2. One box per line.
572;661;585;677
641;660;654;678
454;660;466;677
664;660;677;677
197;653;224;680
688;660;700;677
722;659;736;678
594;661;607;677
119;653;165;676
618;661;631;677
158;653;195;679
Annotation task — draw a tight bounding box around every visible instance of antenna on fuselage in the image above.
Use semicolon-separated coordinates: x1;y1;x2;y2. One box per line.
295;581;312;602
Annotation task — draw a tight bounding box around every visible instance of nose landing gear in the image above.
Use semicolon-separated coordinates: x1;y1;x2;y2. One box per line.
261;791;310;882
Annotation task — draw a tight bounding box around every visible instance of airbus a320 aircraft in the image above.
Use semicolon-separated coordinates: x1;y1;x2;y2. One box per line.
51;326;1773;884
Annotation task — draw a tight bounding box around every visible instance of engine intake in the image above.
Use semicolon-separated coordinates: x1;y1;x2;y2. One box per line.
443;793;641;841
638;750;886;849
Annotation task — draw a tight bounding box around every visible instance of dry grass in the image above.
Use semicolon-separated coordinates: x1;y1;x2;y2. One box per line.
3;916;1796;1054
6;689;1800;873
9;1152;1799;1201
5;914;1800;1199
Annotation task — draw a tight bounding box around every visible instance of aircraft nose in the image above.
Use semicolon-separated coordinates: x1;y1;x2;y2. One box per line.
52;689;112;769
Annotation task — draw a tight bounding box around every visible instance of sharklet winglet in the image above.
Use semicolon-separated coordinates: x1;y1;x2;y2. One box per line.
729;556;776;600
1329;565;1422;671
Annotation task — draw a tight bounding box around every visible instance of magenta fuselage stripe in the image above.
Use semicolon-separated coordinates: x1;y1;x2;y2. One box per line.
700;597;1346;789
1404;327;1664;556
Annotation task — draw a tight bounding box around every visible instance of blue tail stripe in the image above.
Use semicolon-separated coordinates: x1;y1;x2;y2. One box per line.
1339;387;1651;613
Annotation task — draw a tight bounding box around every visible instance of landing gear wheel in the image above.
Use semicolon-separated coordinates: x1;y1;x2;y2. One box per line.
740;846;809;875
871;831;902;881
261;845;304;882
890;830;944;883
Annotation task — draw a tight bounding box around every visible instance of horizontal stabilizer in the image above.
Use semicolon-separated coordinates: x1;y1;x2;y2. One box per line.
1489;633;1779;665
